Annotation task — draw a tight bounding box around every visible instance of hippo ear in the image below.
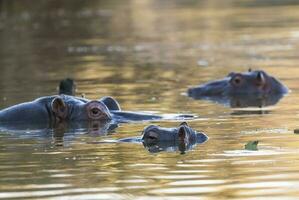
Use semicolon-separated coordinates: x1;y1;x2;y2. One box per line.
256;71;266;86
178;126;188;141
51;97;68;120
179;121;189;127
99;96;121;111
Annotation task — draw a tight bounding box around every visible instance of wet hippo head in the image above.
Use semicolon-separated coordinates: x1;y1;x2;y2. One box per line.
51;96;112;122
226;70;288;95
142;122;206;144
188;70;288;103
141;122;208;153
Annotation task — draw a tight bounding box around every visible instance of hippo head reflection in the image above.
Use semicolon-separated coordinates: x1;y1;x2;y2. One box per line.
202;93;285;108
52;120;118;146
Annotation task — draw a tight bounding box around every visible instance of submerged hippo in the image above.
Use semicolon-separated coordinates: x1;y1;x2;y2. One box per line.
0;95;194;126
118;122;208;154
188;69;288;108
0;95;110;125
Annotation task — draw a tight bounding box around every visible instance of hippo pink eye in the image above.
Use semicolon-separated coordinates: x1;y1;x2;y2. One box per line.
90;107;102;118
86;101;109;120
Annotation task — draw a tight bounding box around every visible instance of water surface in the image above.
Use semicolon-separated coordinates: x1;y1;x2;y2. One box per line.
1;0;299;199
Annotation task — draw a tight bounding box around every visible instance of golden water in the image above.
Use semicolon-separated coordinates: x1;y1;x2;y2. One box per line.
1;0;299;199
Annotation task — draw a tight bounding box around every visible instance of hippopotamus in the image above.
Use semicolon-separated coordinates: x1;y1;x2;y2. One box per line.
0;95;194;127
59;78;76;96
188;69;288;108
117;122;208;154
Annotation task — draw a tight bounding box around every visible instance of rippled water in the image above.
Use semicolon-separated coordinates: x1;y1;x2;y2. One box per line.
1;0;299;199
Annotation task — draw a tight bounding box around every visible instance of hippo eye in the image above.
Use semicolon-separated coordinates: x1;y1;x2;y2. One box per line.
231;75;243;86
88;106;104;119
91;108;100;115
86;101;111;120
146;131;159;141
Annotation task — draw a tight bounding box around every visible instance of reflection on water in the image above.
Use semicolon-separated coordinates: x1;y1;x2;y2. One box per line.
1;0;299;199
142;138;207;154
189;93;286;108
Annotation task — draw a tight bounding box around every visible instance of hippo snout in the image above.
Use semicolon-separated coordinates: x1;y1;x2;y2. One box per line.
188;87;202;97
187;88;194;96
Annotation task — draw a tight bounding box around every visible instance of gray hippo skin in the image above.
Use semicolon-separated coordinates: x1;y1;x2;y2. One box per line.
0;95;193;126
55;94;193;122
0;95;112;125
188;70;288;108
118;122;208;154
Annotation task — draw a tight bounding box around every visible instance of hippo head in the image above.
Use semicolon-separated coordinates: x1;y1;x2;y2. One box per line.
51;96;112;122
188;70;288;108
226;70;287;95
188;70;288;97
141;122;208;154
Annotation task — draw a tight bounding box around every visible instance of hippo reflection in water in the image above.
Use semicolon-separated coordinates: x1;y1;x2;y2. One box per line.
0;95;194;127
188;70;288;108
118;122;208;154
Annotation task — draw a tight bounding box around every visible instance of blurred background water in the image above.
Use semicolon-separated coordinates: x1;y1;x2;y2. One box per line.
1;0;299;199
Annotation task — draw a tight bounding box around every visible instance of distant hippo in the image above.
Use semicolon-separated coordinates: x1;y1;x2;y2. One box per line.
188;70;288;108
0;95;194;126
118;122;208;154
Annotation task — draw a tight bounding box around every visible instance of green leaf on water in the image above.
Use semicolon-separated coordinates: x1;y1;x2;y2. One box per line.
245;141;258;151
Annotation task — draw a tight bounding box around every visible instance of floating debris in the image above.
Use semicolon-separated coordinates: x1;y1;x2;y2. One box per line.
245;141;259;151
